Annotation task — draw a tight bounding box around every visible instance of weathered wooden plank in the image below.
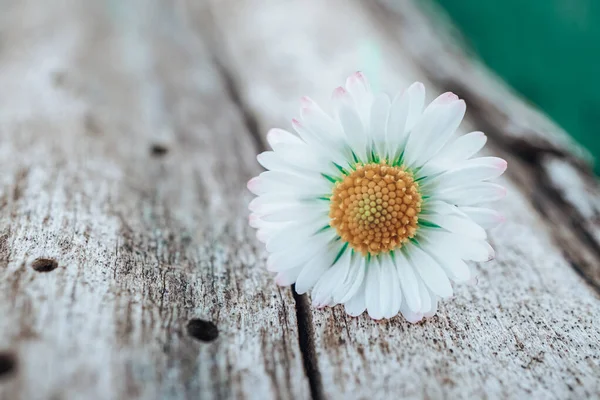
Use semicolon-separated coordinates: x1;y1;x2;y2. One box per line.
200;0;600;398
0;1;309;399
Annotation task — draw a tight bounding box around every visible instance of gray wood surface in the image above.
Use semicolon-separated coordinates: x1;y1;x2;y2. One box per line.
1;0;599;399
0;1;308;399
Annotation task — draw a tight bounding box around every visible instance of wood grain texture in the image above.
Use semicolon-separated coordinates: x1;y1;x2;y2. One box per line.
2;0;600;399
0;1;309;399
200;0;600;398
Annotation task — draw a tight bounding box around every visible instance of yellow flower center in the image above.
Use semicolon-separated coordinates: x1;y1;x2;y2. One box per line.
329;162;422;255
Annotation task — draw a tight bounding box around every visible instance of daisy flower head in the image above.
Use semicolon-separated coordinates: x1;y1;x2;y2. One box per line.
248;72;507;322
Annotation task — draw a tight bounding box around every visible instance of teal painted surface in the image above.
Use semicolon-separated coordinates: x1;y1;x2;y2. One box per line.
435;0;600;165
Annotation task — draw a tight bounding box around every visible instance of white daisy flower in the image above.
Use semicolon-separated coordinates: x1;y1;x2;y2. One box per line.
248;72;507;322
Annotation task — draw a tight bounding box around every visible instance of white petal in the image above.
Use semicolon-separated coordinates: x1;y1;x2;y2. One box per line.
428;91;459;108
370;93;391;157
270;144;337;175
428;157;507;191
437;182;507;206
381;254;402;318
393;250;421;313
253;204;322;225
248;213;262;229
257;221;294;245
295;245;338;294
251;170;332;197
406;244;453;298
400;300;423;324
335;254;367;304
421;212;487;240
441;257;471;283
404;82;426;131
423;290;439;318
256;229;269;243
378;258;396;319
257;151;290;172
421;200;487;240
311;246;352;307
291;117;347;167
300;96;345;143
416;276;431;313
340;106;368;162
404;98;466;168
333;87;368;162
437;131;487;163
459;206;506;230
247;177;264;196
266;128;303;150
421;229;495;262
365;258;385;320
249;192;306;213
344;279;367;317
345;72;373;125
460;239;495;262
421;242;471;282
260;205;328;224
267;230;336;272
418;131;488;177
385;92;409;160
275;266;303;286
265;218;329;253
249;215;295;241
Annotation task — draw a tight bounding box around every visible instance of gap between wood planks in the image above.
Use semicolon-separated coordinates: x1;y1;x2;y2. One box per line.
211;56;327;400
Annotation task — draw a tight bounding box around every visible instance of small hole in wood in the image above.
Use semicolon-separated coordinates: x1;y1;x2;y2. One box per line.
0;352;16;378
31;258;58;273
187;319;219;342
150;144;169;156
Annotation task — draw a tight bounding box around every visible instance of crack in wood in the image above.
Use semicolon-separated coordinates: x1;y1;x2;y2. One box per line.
293;287;325;400
211;48;325;400
212;58;265;155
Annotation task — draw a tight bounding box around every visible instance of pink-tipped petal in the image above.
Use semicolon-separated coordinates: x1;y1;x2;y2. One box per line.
405;312;424;324
499;186;508;198
266;128;302;149
256;152;270;170
300;96;315;109
256;229;268;243
346;71;369;88
496;158;508;171
275;275;286;286
266;128;283;142
247;177;257;191
275;269;302;286
433;92;459;106
248;213;261;229
332;86;348;99
266;129;287;149
248;197;260;212
354;71;366;81
247;177;262;195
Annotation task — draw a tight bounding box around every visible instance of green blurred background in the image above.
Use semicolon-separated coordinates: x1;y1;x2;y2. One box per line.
434;0;600;169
